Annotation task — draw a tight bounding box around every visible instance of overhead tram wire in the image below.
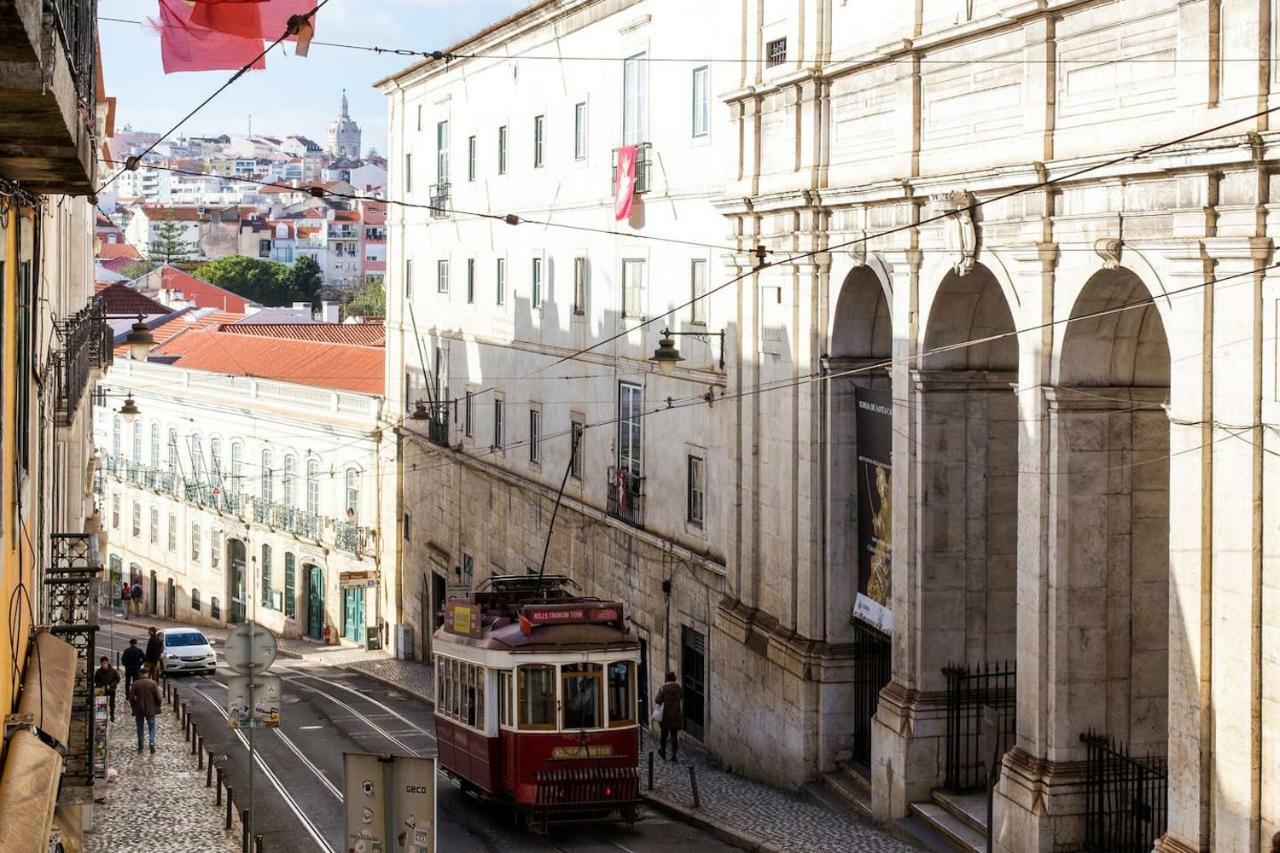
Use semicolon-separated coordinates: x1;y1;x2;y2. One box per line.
95;0;332;196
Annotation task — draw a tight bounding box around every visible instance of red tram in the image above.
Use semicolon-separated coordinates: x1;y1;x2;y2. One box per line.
432;575;642;829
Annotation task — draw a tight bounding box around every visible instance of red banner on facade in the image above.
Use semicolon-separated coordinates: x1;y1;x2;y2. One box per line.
614;144;637;222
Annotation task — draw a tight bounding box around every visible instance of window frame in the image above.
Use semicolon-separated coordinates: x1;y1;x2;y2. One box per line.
284;552;297;619
404;152;413;193
517;664;557;731
622;52;647;146
496;258;506;305
574;101;588;160
570;420;584;480
533;114;545;168
529;408;541;465
622;258;645;319
687;454;705;527
560;663;605;731
437;259;450;294
493;398;505;449
766;37;787;67
467;135;477;181
191;521;202;562
261;543;273;607
690;258;708;325
464;391;474;438
465;258;475;304
607;660;636;728
692;65;710;138
531;256;543;309
435;119;449;183
497;125;508;175
405;257;413;300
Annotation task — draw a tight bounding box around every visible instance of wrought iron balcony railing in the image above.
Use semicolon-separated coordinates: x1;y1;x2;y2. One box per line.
289;510;320;540
54;296;111;426
335;521;366;554
270;502;295;529
429;183;450;219
101;453;119;478
48;0;99;115
609;143;652;195
606;466;644;527
160;472;177;495
252;499;271;525
427;402;449;447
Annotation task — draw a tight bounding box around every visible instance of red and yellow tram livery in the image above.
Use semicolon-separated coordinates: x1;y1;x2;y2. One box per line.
432;575;642;828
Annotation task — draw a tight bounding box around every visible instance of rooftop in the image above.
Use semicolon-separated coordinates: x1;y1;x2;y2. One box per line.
218;322;385;347
96;282;171;316
134;266;253;313
150;331;384;395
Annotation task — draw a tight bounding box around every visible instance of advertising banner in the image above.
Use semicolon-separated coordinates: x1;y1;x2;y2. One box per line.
853;387;893;633
226;674;282;729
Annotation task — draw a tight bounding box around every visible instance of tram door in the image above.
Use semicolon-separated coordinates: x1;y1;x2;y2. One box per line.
638;638;649;723
681;626;706;740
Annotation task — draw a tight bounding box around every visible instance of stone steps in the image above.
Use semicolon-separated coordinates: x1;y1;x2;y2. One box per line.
904;789;989;853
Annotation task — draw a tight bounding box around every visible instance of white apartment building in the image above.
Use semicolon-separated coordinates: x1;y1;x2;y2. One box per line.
379;0;734;752
95;356;393;647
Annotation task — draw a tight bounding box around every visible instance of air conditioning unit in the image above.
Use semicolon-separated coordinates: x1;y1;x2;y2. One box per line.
393;623;414;660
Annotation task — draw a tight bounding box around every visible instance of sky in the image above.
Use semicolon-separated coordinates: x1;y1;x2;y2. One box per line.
99;0;528;152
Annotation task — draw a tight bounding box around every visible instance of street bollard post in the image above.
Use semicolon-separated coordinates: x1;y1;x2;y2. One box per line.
191;725;197;754
205;752;212;783
254;835;263;853
216;767;223;805
648;752;654;791
689;765;700;809
197;734;204;765
225;787;233;829
241;809;249;853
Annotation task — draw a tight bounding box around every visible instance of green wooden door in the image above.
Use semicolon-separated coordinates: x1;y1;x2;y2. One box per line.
342;587;365;643
306;566;324;641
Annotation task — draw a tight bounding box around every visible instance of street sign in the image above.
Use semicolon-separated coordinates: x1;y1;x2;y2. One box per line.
223;621;278;674
226;674;282;729
344;752;436;853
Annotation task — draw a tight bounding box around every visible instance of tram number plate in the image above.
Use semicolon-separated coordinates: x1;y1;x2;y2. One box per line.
551;745;614;759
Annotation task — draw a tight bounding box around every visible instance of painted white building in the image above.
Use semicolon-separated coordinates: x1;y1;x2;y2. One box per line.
95;354;393;646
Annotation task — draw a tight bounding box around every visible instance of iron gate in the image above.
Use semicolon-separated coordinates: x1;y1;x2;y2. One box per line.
851;620;891;769
942;661;1016;792
1080;731;1168;853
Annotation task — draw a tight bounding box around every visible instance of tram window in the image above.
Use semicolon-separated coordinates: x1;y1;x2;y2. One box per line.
561;663;603;730
607;661;635;727
465;666;477;727
499;671;513;727
518;665;557;730
476;670;485;729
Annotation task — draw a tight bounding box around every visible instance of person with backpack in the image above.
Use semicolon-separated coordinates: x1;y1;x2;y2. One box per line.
654;671;684;762
130;581;143;616
121;638;144;692
143;626;164;682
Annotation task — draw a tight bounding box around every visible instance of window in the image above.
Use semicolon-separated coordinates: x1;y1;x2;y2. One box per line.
496;258;506;304
191;588;201;612
607;661;635;726
618;382;642;476
306;458;319;516
533;115;544;168
404;152;413;192
284;553;296;619
435;656;486;730
499;671;514;727
623;52;647;145
416;103;422;132
191;523;201;561
210;438;223;487
230;442;243;495
497;126;507;174
211;530;222;568
562;663;603;729
150;423;160;470
692;66;710;137
261;544;272;606
211;597;220;619
691;259;708;324
282;455;297;507
465;258;475;304
167;429;179;488
493;399;504;449
132;421;142;462
150;508;159;544
622;258;645;318
403;511;411;541
529;409;541;464
464;392;474;437
258;238;271;258
112;415;122;458
168;513;177;551
531;257;543;309
467;135;476;181
437;259;449;294
766;37;787;67
570;421;584;480
131;502;141;537
461;553;474;585
436;119;449;182
518;664;556;729
260;449;274;504
572;257;587;316
574;101;587;160
687;454;705;526
405;258;413;299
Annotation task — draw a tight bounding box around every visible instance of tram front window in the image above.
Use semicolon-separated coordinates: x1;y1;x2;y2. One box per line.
607;661;635;727
519;665;556;730
562;663;603;730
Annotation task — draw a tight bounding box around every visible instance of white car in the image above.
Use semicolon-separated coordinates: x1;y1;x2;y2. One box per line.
159;628;217;676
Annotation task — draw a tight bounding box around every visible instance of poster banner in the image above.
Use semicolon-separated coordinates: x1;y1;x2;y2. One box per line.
226;674;282;729
853;387;893;633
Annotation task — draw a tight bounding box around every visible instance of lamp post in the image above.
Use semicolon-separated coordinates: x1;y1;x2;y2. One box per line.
649;328;725;375
124;314;155;361
118;393;141;423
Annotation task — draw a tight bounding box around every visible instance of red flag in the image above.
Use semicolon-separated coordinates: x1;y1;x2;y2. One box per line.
614;144;637;222
154;0;266;73
192;0;317;42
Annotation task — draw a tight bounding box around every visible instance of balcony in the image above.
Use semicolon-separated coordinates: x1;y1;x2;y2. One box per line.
429;183;450;219
0;0;99;193
289;510;319;540
335;521;369;555
53;296;111;426
426;402;449;448
606;466;644;528
610;143;652;195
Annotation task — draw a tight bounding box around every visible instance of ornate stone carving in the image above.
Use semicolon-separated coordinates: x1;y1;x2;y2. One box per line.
930;190;978;276
1094;237;1123;270
848;227;869;266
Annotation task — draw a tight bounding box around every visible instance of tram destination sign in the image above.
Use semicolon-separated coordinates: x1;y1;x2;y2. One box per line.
519;603;624;633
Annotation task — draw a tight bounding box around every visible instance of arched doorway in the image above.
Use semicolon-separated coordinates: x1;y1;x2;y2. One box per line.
1053;268;1170;760
828;265;893;772
304;564;324;641
227;538;247;623
149;570;158;616
166;578;176;619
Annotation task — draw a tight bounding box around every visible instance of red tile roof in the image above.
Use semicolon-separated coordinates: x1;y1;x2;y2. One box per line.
111;310;244;358
142;267;252;313
97;242;140;261
140;205;205;222
99;256;138;274
218;322;385;347
97;282;171;316
151;331;384;395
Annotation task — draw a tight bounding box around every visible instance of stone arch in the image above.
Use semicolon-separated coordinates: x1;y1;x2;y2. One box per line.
921;263;1019;371
1055;266;1171;388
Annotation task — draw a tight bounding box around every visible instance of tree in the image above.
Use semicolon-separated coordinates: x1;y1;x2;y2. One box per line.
194;256;294;306
118;259;156;282
289;255;323;305
148;217;197;266
344;280;385;320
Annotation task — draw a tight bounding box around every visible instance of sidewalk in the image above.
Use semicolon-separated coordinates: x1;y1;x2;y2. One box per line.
86;697;242;852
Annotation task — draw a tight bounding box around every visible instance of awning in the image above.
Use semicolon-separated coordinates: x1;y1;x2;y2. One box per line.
16;629;77;747
0;730;63;852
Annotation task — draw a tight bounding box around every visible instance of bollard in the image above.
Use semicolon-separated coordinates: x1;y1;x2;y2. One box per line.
191;725;197;755
205;752;212;784
197;735;204;765
689;765;700;809
216;768;223;805
241;809;250;853
225;786;233;829
648;752;654;791
254;835;263;853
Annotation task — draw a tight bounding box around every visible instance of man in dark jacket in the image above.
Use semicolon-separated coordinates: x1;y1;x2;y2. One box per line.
128;670;163;753
130;581;143;616
121;638;144;692
143;626;164;682
93;656;121;721
655;671;684;762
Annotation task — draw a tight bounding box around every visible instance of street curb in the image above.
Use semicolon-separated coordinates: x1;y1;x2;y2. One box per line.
641;791;783;853
343;663;434;704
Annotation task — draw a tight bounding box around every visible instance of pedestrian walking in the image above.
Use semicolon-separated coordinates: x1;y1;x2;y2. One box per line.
127;669;162;753
121;638;144;692
130;581;143;616
143;626;164;682
93;656;121;722
120;581;130;619
654;671;684;762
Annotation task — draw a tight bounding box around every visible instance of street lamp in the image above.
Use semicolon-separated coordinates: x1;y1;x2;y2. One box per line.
118;393;141;423
125;314;155;361
409;400;430;420
649;328;725;375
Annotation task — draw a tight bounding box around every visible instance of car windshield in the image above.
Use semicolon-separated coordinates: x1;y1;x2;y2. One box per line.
165;632;207;647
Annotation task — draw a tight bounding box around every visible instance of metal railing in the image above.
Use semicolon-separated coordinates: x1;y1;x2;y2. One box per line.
429;183;450;219
270;503;295;529
851;620;892;770
1080;732;1168;853
289;510;319;540
427;402;449;447
606;466;644;527
609;143;652;194
48;0;99;111
252;500;270;525
54;296;111;425
335;521;361;554
101;453;119;478
941;661;1016;793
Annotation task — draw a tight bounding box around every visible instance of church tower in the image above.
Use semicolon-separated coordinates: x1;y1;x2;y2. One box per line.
326;90;362;160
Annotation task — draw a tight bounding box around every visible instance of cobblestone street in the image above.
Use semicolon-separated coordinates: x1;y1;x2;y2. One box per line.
86;697;242;853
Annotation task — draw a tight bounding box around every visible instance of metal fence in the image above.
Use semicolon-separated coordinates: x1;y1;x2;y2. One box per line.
851;620;892;769
48;0;98;109
941;661;1016;792
1080;731;1169;853
606;466;644;527
54;296;110;425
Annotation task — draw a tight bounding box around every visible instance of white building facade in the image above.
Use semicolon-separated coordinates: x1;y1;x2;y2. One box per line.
95;359;392;646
